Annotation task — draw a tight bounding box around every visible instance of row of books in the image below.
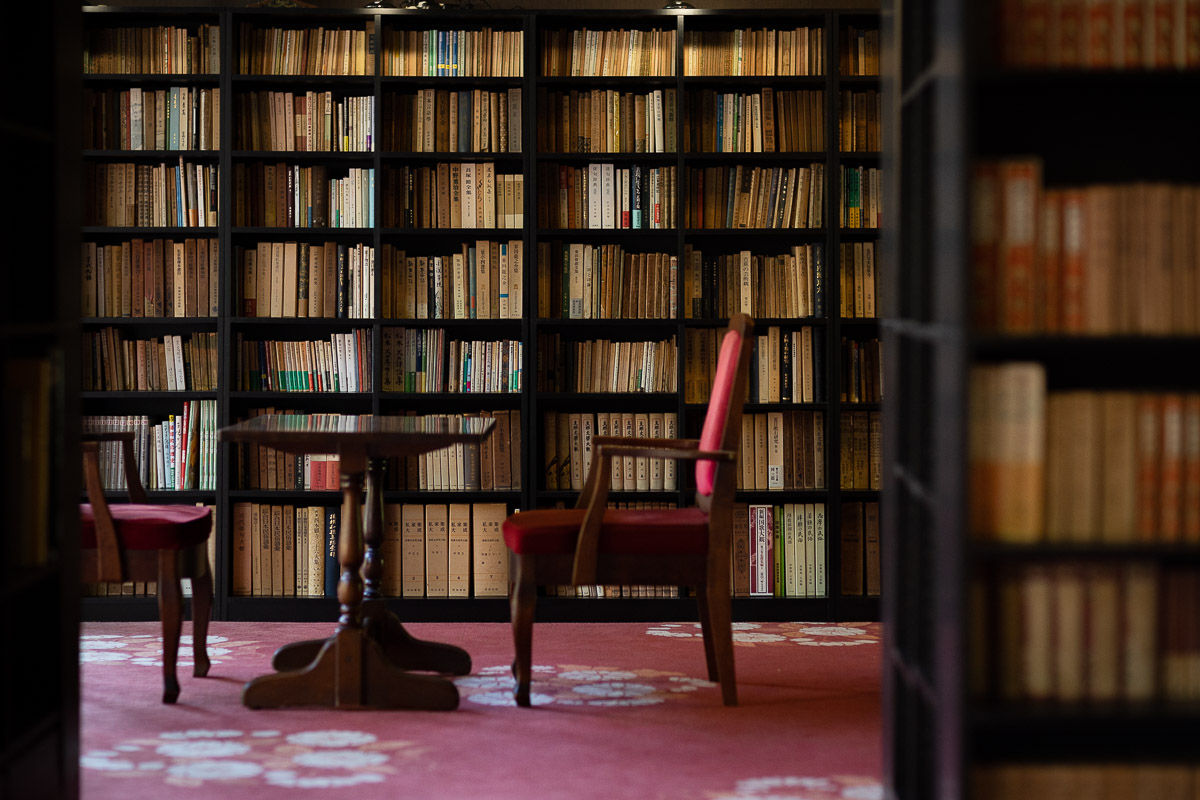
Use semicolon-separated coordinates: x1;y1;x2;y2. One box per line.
969;364;1200;544
740;410;827;492
683;245;825;320
234;332;372;393
379;241;525;321
684;164;825;230
537;163;678;230
82;404;218;492
232;163;373;228
229;501;510;598
839;501;881;596
539;27;677;77
381;28;524;77
683;327;823;405
838;241;880;318
683;27;825;76
83;330;217;393
379;164;525;230
235;90;373;153
85;160;218;228
543;411;679;492
972;763;1200;800
83;24;220;75
237;23;373;76
981;562;1200;704
838;410;883;491
82;237;218;319
84;86;221;151
234;409;521;492
840;26;881;76
996;0;1200;70
748;326;823;404
235;241;375;320
535;335;678;394
380;329;523;394
537;88;676;155
382;88;522;154
840;337;883;404
839;165;882;229
736;502;828;598
540;243;676;320
838;89;882;152
973;159;1200;334
684;89;826;154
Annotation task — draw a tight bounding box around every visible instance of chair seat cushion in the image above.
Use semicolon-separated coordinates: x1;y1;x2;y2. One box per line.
80;504;213;551
502;507;710;556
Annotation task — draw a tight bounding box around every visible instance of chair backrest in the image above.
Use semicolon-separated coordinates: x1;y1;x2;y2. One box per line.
695;314;754;505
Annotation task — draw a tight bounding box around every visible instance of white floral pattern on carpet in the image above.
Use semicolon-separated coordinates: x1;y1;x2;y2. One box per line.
80;633;260;667
707;775;884;799
456;664;716;707
81;729;423;789
647;622;881;647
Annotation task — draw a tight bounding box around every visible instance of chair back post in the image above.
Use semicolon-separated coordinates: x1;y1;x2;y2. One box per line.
82;442;124;583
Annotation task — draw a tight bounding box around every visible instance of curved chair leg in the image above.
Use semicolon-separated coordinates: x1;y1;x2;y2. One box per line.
510;556;536;707
190;550;213;678
704;571;738;707
157;551;184;704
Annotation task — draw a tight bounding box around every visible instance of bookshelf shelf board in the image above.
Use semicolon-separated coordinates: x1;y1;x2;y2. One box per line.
106;490;217;502
536;76;679;89
831;594;881;621
680;76;828;88
229;317;377;329
682;151;829;162
839;401;882;412
838;318;882;328
231;150;374;162
535;391;682;404
227;489;343;501
379;76;525;88
837;227;882;235
835;489;883;501
378;151;524;163
681;317;829;329
535;490;683;503
81;391;218;400
535;228;678;239
84;149;221;160
84;317;218;329
969;542;1200;562
376;227;526;237
682;227;827;238
229;392;375;404
82;73;220;85
836;75;881;85
378;318;521;330
376;392;522;402
380;490;524;503
230;74;375;88
83;226;220;235
740;401;837;413
970;706;1200;761
735;489;833;501
536;318;680;330
539;152;679;164
837;151;882;161
81;596;163;622
232;226;376;237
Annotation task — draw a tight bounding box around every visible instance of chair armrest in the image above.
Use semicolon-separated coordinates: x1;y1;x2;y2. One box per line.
81;431;146;503
570;438;734;585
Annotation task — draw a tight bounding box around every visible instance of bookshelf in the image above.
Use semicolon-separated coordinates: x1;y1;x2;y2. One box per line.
81;6;882;627
2;1;81;797
883;2;1200;798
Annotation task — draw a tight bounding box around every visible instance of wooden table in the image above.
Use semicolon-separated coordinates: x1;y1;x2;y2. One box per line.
218;413;495;710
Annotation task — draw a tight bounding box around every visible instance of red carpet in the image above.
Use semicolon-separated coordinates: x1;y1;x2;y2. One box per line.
81;620;882;799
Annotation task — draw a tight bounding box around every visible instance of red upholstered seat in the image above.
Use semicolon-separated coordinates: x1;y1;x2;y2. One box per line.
80;503;212;551
503;507;710;556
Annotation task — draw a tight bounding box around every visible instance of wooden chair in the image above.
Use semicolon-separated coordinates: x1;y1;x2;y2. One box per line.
502;313;755;707
81;431;213;703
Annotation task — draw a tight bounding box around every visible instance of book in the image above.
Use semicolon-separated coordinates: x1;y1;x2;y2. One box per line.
471;502;509;597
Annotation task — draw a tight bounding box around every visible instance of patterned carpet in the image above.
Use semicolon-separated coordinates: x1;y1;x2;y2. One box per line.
81;620;882;799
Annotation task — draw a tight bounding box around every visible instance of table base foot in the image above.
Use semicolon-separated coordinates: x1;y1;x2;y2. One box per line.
362;599;472;675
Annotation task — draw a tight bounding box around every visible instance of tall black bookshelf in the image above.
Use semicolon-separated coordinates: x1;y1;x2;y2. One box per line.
883;1;1200;797
80;5;883;628
2;1;81;798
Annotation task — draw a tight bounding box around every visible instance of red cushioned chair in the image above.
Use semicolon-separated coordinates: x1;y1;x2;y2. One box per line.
81;431;213;703
503;313;754;707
